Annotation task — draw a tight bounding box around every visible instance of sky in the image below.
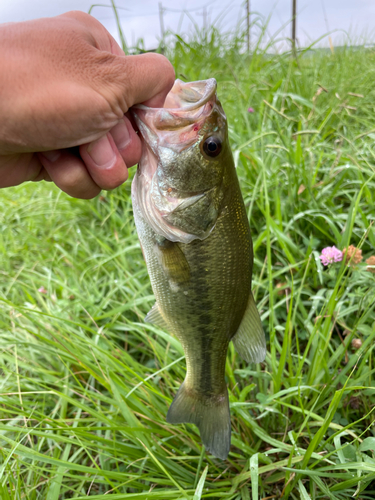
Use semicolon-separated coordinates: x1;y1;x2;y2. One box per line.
1;0;375;51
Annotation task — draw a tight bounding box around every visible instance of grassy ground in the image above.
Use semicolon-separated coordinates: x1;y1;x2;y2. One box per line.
1;23;375;500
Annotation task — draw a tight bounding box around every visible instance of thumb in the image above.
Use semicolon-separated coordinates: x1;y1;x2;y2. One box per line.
95;52;175;112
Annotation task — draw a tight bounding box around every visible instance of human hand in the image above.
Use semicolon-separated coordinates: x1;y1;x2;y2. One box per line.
0;11;174;198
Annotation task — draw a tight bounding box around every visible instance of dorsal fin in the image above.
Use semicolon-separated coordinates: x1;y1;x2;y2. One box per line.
232;293;266;363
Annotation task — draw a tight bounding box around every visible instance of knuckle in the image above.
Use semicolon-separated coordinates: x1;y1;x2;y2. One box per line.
61;10;93;24
148;53;175;83
158;54;176;84
60;170;86;192
91;52;130;114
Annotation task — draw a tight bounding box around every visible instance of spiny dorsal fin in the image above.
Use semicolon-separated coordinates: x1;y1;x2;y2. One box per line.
232;293;266;363
145;302;169;330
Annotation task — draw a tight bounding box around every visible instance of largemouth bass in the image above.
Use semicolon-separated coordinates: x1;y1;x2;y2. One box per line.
131;78;266;459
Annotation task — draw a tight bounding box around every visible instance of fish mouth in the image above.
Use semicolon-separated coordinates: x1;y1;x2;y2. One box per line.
131;78;218;154
133;78;217;118
164;78;217;111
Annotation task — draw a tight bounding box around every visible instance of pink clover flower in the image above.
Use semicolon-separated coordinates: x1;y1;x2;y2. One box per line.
319;246;343;266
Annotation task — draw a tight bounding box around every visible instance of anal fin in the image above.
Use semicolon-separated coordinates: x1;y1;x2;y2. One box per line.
232;293;266;363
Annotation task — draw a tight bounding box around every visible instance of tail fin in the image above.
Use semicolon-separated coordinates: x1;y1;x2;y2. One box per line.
166;382;231;460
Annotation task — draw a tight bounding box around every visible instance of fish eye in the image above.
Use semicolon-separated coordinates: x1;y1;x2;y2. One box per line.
202;136;222;158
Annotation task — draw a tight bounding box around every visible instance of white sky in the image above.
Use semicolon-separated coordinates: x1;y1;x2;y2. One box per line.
1;0;374;50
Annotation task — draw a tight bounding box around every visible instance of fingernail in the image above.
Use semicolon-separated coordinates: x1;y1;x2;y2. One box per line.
110;118;130;150
87;134;116;168
41;150;60;162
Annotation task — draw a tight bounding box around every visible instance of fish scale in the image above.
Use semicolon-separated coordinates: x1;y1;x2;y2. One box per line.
131;78;266;459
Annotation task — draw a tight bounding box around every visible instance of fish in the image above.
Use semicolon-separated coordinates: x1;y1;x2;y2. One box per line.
131;78;266;460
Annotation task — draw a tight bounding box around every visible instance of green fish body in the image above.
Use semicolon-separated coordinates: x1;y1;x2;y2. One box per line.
131;79;266;459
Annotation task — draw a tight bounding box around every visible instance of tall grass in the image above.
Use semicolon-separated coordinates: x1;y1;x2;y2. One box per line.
1;18;375;500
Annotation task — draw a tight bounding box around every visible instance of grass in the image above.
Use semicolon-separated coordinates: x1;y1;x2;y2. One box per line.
1;17;375;500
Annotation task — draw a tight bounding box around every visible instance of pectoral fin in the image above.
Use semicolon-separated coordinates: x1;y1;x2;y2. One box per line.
232;293;266;363
154;239;190;286
145;302;169;330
